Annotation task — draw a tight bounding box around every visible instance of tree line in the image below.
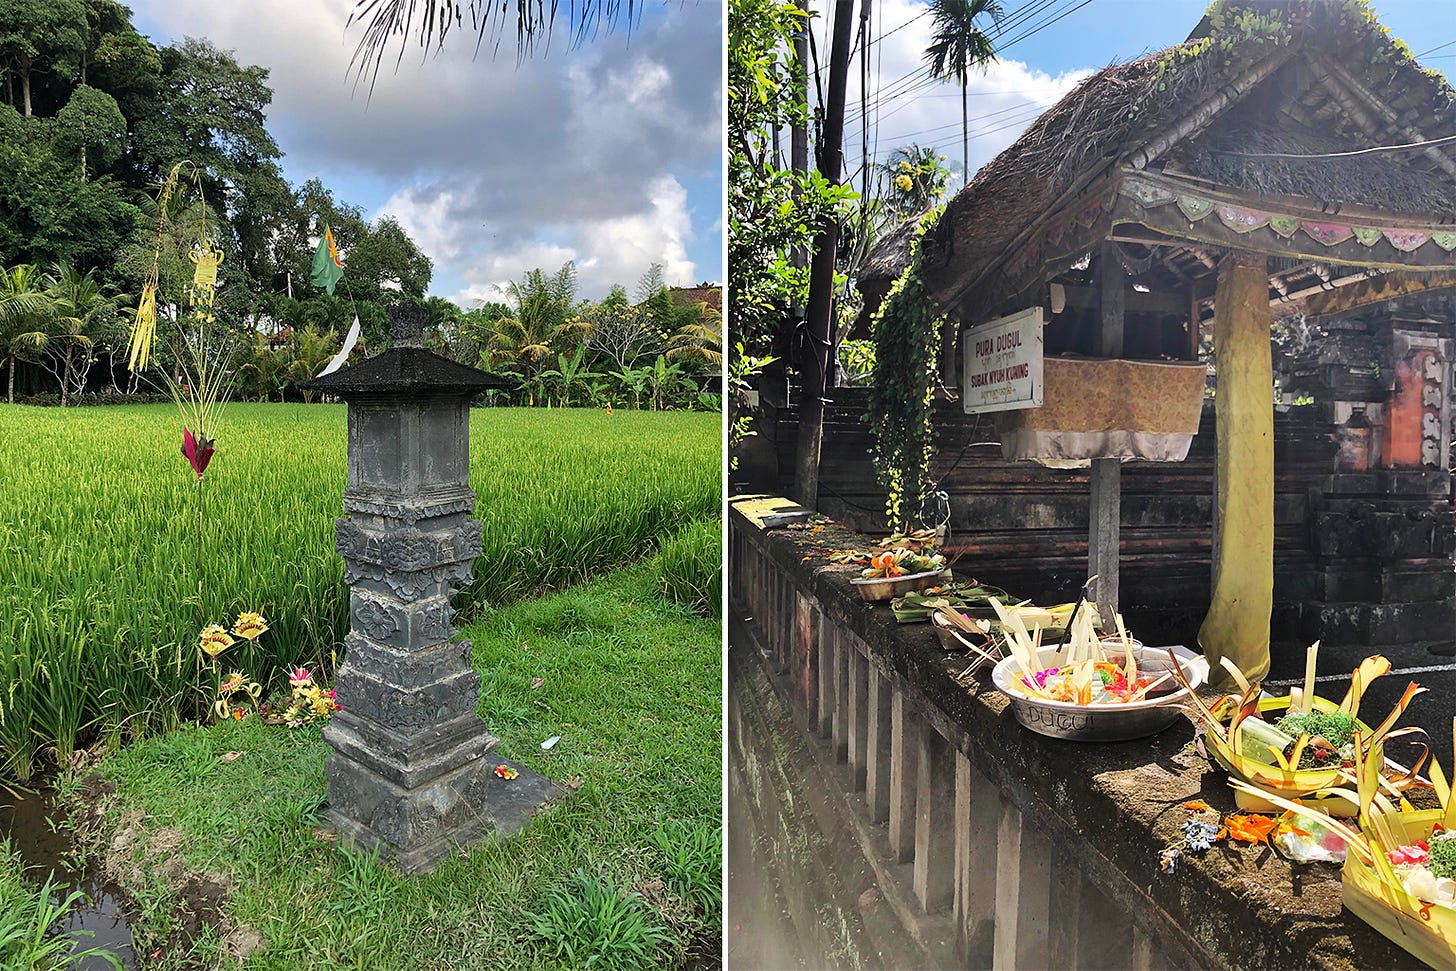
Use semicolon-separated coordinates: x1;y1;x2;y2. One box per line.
0;0;720;409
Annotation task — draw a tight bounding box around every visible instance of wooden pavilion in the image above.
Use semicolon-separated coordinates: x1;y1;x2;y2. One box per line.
858;0;1456;682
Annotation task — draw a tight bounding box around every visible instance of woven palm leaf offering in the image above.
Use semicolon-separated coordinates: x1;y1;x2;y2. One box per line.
1172;643;1427;817
889;580;1012;623
832;529;950;602
989;599;1204;741
1226;727;1454;970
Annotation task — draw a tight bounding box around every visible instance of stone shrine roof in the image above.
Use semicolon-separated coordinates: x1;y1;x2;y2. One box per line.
303;346;516;397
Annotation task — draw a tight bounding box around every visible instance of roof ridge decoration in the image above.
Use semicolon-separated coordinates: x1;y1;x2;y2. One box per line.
1113;170;1456;268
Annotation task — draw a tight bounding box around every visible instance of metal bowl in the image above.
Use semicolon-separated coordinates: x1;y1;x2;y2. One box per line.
991;644;1207;742
850;568;949;602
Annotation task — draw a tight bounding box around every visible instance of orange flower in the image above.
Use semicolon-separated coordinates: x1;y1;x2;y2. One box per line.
1225;813;1278;844
1182;800;1213;812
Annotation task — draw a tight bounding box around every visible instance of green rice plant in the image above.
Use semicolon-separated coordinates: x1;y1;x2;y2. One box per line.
0;839;121;970
0;404;718;782
650;519;723;616
528;869;673;970
648;820;723;919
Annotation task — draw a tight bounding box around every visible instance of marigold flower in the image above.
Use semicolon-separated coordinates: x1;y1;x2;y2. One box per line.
894;174;913;192
1225;813;1278;844
199;625;234;658
234;611;269;641
232;707;247;721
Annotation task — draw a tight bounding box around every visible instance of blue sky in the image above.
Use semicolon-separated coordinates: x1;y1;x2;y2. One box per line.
131;1;724;304
822;0;1454;198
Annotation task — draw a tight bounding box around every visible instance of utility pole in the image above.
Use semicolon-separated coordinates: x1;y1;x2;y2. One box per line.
794;0;856;507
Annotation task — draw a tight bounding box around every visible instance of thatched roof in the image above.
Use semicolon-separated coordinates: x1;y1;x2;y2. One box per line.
860;0;1456;322
670;285;723;312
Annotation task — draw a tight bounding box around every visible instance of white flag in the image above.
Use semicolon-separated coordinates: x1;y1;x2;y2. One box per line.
317;315;362;377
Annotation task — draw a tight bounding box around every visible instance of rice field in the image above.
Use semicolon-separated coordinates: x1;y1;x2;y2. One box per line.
0;403;720;782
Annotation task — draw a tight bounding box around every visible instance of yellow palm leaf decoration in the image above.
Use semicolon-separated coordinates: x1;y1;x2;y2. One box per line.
1173;642;1425;816
128;283;158;371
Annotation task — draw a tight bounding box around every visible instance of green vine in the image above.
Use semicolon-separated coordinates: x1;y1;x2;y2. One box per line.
867;208;946;531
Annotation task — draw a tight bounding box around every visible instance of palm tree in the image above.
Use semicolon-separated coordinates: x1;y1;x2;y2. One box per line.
0;264;53;404
43;263;124;406
666;303;723;368
285;327;341;403
924;0;1004;187
481;264;590;397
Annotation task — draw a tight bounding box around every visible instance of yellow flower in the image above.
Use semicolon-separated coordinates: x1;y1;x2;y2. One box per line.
199;625;235;658
895;174;913;192
898;161;912;173
233;611;268;641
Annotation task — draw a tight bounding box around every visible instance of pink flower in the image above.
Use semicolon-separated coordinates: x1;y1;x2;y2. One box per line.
288;666;312;687
181;427;215;481
1387;841;1429;866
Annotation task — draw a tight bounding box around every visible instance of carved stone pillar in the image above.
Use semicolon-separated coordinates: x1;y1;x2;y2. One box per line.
304;302;557;874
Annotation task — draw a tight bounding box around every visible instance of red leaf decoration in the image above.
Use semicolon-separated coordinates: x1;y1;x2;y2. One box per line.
181;427;215;480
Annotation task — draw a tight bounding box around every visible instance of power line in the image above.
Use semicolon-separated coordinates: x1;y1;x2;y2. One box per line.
1213;132;1456;160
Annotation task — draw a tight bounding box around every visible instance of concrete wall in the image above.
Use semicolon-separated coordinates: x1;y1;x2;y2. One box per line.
728;499;1419;970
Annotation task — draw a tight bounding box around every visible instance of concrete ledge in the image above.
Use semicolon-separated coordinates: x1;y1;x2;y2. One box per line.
729;495;1415;971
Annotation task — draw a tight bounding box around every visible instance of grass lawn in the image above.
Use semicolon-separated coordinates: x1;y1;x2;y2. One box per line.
72;558;722;970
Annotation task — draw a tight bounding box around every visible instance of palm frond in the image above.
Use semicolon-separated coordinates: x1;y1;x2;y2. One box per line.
347;0;638;98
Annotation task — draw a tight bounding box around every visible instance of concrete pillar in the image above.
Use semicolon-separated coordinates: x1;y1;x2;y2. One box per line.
864;668;893;821
847;638;869;791
888;689;918;862
913;728;955;911
993;798;1053;971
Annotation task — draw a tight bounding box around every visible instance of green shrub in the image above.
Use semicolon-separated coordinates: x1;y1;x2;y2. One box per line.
651;520;723;616
528;869;672;970
649;819;723;919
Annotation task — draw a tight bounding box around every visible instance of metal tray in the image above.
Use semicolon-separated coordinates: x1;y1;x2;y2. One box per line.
850;568;949;602
991;644;1207;742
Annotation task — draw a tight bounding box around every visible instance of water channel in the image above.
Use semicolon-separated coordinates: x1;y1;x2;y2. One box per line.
1;788;135;969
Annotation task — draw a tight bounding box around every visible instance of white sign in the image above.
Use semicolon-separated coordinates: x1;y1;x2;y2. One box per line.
962;307;1043;414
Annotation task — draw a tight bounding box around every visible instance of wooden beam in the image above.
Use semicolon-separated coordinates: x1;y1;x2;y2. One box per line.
1123;54;1289;169
1313;60;1456;182
1091;242;1124;617
1059;284;1188;316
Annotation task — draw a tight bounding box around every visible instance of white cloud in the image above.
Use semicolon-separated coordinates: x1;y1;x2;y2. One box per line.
445;175;697;307
133;0;721;300
821;0;1092;188
377;186;463;263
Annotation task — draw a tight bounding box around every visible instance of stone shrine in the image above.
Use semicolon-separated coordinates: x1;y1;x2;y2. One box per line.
304;302;558;873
